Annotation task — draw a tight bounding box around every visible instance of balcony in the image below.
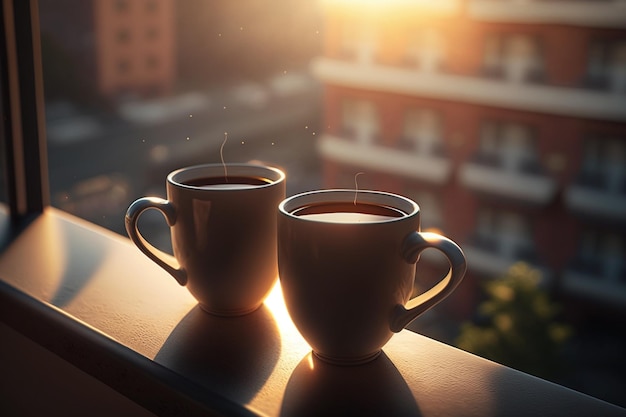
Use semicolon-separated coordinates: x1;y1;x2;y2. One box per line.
562;259;626;307
311;57;626;122
565;186;626;221
468;0;626;28
317;134;453;184
565;176;626;221
462;235;547;279
459;155;558;204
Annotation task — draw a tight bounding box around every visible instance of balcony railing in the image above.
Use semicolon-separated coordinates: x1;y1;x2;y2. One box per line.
562;259;626;306
311;57;626;122
462;235;546;278
468;0;626;28
459;154;558;204
318;134;453;184
564;174;626;220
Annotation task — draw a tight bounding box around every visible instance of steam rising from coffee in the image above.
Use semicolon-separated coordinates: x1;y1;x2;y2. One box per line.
354;172;365;206
221;132;229;182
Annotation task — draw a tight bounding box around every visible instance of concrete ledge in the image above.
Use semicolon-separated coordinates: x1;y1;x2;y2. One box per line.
0;208;623;416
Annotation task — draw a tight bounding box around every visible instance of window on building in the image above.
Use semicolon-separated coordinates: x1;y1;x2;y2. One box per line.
115;0;129;13
608;41;626;93
146;0;158;13
586;39;626;93
117;59;131;74
146;27;159;40
400;109;443;154
483;33;543;83
146;55;159;69
580;137;626;192
478;122;537;172
476;208;534;261
117;29;131;44
578;230;626;282
341;99;380;145
406;28;446;73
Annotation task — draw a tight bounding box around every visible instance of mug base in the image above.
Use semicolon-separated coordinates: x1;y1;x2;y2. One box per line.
198;302;262;317
313;350;382;366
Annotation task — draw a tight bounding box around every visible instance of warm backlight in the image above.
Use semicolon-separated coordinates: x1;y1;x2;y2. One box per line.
320;0;460;14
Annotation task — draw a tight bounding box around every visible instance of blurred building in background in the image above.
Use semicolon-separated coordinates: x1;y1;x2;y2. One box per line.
312;0;626;320
40;0;176;101
94;0;176;98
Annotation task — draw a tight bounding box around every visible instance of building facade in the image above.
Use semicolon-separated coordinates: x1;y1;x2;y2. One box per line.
312;0;626;319
94;0;176;98
39;0;176;100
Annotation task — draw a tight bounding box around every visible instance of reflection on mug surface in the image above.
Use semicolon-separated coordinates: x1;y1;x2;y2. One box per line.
281;352;422;417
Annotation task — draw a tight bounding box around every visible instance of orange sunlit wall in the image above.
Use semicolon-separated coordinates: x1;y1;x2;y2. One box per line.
94;0;176;98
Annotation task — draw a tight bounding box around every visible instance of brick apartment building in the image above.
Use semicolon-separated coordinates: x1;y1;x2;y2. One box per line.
39;0;176;100
94;0;176;98
311;0;626;319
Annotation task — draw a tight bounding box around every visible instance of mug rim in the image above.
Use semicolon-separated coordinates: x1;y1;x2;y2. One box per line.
167;163;285;191
279;189;419;223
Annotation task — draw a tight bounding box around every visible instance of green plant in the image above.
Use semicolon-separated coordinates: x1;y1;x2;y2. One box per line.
456;263;572;379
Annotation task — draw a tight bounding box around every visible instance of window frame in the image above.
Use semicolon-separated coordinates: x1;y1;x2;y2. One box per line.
1;0;49;225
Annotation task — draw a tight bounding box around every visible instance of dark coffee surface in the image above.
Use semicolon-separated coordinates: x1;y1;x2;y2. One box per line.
292;202;406;218
183;176;272;187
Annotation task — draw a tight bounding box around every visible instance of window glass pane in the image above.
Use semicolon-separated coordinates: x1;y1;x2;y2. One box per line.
37;0;626;406
39;0;323;240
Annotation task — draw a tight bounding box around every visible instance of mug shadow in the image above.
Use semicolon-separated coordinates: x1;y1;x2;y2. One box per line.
154;304;281;403
281;352;423;417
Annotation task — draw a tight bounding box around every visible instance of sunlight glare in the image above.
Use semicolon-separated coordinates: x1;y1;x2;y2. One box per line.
320;0;460;14
264;280;299;334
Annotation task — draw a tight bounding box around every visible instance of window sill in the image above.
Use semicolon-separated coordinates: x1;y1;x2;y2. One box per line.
0;208;623;416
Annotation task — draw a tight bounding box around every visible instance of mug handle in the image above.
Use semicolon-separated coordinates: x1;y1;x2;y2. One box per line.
390;231;467;332
125;197;187;286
